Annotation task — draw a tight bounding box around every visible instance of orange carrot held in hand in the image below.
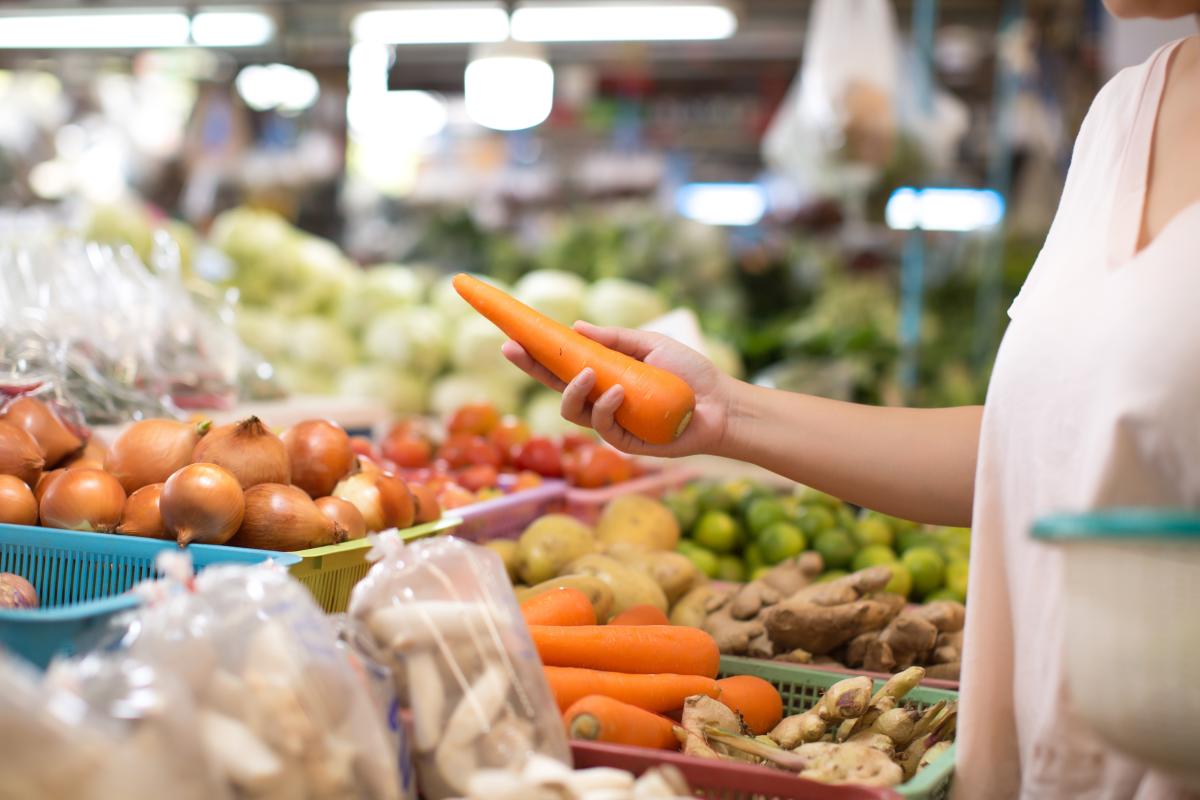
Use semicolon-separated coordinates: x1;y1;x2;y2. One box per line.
564;695;679;750
608;604;671;626
716;675;784;735
545;666;720;712
529;624;720;678
452;274;695;445
520;587;597;627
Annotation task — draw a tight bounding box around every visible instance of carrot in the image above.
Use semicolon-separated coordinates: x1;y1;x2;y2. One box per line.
520;587;597;627
545;666;720;712
529;624;720;678
563;695;679;750
608;604;671;626
453;274;695;445
715;675;784;735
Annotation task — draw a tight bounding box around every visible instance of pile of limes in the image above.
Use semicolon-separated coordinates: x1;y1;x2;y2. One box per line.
665;479;969;603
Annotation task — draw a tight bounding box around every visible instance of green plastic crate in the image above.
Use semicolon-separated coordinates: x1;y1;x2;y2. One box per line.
719;656;957;800
289;517;461;613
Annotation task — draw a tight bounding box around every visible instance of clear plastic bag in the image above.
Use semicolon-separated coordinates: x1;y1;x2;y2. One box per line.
349;535;570;800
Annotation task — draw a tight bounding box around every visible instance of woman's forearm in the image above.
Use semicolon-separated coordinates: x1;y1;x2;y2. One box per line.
715;381;982;526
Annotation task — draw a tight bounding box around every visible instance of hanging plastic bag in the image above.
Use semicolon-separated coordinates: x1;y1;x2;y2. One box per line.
349;535;570;800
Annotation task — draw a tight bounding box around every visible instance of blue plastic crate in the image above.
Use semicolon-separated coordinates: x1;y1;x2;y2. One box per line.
0;523;300;667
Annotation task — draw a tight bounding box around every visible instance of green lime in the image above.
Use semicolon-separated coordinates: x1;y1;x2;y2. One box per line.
716;555;747;582
698;483;738;514
663;490;700;532
896;529;939;554
854;517;894;548
946;559;968;599
693;510;743;554
744;543;765;573
750;566;774;581
886;514;922;535
815;569;848;583
813;530;856;570
851;544;897;572
884;562;914;598
746;498;789;537
680;544;720;579
795;486;842;509
925;587;965;604
759;522;807;565
836;506;857;531
794;505;837;539
902;547;946;598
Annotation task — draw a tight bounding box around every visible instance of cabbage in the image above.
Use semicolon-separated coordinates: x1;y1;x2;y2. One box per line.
209;207;293;273
581;278;667;329
273;361;338;395
704;335;744;380
524;389;588;437
362;307;447;376
338;264;427;332
269;234;358;315
338;365;428;414
285;316;358;370
234;308;292;360
451;315;507;371
431;272;507;322
513;270;586;326
430;372;520;418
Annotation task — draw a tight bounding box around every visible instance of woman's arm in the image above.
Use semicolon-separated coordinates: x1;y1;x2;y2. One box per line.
502;322;981;527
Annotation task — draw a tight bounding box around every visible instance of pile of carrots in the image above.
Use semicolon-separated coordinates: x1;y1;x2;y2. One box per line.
519;588;785;750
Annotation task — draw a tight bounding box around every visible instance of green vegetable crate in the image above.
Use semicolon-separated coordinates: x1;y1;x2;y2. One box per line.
719;657;957;800
288;517;461;613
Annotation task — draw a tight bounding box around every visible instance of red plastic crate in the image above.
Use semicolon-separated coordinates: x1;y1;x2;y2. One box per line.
452;479;567;542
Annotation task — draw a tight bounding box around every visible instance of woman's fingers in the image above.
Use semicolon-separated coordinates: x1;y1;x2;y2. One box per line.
573;321;662;360
502;340;567;392
590;384;625;437
560;368;596;426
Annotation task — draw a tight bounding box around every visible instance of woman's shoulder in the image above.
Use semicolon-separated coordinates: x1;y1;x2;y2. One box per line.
1073;40;1183;156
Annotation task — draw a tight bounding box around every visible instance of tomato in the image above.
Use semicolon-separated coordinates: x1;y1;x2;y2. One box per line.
513;470;543;491
457;464;499;492
349;436;378;460
380;435;433;469
561;432;596;452
409;483;441;523
448;403;501;436
488;417;531;464
566;444;634;489
437;483;476;510
513;437;563;477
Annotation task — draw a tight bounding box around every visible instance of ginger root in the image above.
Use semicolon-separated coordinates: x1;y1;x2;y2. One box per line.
701;601;764;655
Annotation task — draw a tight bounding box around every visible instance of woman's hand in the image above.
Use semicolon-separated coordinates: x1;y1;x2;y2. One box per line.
501;321;737;457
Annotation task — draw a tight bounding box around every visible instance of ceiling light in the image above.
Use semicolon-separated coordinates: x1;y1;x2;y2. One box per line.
0;11;191;49
352;4;509;44
886;187;1005;232
191;11;276;47
465;42;554;131
676;183;766;226
511;3;736;42
348;90;447;139
236;64;320;114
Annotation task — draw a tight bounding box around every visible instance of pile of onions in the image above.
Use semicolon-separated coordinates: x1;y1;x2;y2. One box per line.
117;483;167;539
333;470;414;533
0;573;38;609
0;396;83;467
39;468;126;532
161;463;245;546
34;469;64;503
282;419;355;498
192;416;289;489
314;496;366;541
0;420;44;487
0;475;38;526
64;438;108;471
106;419;211;494
231;484;345;551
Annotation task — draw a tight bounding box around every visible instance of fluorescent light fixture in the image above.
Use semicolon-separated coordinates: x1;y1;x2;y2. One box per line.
191;11;275;47
348;90;448;139
512;3;736;42
676;183;766;226
236;64;320;113
0;11;190;49
885;187;1005;232
465;43;554;130
352;4;509;44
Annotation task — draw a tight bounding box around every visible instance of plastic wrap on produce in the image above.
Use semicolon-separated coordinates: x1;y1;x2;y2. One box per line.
349;534;570;800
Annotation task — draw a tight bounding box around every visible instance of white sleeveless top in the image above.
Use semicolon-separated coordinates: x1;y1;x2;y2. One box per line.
955;39;1200;800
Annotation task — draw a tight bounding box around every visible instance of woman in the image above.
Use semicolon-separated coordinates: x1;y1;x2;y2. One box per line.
503;3;1200;797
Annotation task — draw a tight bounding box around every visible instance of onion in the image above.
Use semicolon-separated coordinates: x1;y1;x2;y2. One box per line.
192;416;289;490
333;470;415;532
63;438;108;471
161;463;245;546
0;475;38;526
231;484;344;551
39;468;126;532
281;419;355;498
116;483;167;539
0;396;83;467
0;420;44;487
34;469;64;504
0;573;38;609
106;419;211;494
409;483;442;524
315;496;367;541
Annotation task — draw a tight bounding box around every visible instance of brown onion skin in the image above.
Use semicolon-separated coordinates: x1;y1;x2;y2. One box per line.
314;496;367;541
34;469;64;504
282;419;355;499
0;574;38;609
0;475;39;526
192;416;289;490
0;420;45;488
0;397;83;467
116;483;167;539
63;438;108;471
333;471;414;533
408;483;442;524
231;484;344;551
106;419;211;494
161;463;244;546
39;468;125;533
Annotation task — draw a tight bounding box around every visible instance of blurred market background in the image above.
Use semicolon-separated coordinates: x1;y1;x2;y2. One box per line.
1;0;1195;427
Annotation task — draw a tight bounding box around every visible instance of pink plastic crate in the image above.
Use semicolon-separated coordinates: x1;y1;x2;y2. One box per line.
565;467;697;524
452;479;567;542
571;741;901;800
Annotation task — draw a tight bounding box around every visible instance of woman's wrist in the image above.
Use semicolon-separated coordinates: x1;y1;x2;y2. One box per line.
711;376;760;461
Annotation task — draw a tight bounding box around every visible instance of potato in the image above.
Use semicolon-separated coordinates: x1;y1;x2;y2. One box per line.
483;540;520;584
595;495;680;552
562;554;668;621
516;515;595;585
516;576;615;622
608;547;704;606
